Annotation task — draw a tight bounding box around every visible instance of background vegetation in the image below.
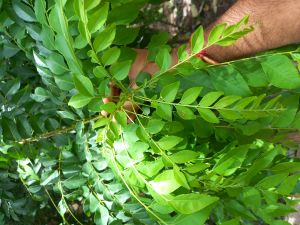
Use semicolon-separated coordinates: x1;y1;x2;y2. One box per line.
0;0;300;225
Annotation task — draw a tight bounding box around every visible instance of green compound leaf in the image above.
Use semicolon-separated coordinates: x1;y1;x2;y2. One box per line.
213;145;249;176
88;2;109;33
137;158;164;178
157;136;183;151
102;47;121;66
150;170;181;195
214;96;242;108
93;24;116;53
34;0;47;24
68;94;92;108
208;23;226;45
180;87;203;104
176;106;196;120
214;16;253;46
198;108;219;123
156;48;172;72
110;60;132;81
261;55;300;89
169;150;199;164
101;102;117;113
46;52;68;75
146;119;165;134
93;66;109;79
170;193;219;214
12;0;36;22
270;162;300;174
89;194;99;213
173;166;190;189
73;75;94;96
161;81;180;103
177;44;189;62
199;91;224;107
115;111;127;127
157;104;173;121
2;3;300;225
191;26;204;54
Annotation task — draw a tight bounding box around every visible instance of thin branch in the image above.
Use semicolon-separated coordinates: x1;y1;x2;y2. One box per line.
17;114;104;144
134;95;285;113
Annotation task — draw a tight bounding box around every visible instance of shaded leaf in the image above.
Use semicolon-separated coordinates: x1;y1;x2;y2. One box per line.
12;0;36;22
176;106;196;120
157;136;183;150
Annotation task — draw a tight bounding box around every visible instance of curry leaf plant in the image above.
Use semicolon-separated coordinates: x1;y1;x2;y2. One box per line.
0;1;300;225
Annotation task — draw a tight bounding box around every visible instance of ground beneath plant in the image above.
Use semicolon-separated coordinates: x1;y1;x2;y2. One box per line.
149;0;237;44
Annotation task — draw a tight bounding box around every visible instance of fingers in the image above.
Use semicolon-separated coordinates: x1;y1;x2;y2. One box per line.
128;49;148;89
101;49;149;121
123;100;138;123
101;81;138;123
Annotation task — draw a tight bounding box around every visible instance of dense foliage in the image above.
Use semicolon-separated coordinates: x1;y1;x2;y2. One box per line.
1;0;300;224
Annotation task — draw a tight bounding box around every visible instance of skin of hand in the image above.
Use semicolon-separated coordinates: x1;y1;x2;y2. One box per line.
101;49;176;121
101;49;157;120
206;0;300;61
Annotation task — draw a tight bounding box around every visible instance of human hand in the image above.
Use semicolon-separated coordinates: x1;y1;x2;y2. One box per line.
101;49;156;121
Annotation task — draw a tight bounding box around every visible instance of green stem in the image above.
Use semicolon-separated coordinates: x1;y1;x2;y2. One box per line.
17;114;105;144
134;96;285;113
207;50;299;69
136;25;255;90
44;188;70;225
